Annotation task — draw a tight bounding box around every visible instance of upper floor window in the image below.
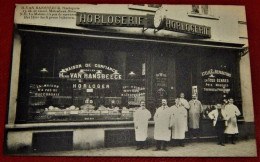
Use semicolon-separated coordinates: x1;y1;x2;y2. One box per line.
192;5;209;15
189;5;219;20
128;4;162;12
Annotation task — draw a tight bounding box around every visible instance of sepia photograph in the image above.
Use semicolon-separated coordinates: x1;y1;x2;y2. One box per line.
4;4;257;157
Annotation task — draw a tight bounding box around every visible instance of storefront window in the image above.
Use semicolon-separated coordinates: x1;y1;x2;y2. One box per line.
200;52;235;116
20;33;146;122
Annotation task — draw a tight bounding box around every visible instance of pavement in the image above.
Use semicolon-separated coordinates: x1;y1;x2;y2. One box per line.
16;139;257;157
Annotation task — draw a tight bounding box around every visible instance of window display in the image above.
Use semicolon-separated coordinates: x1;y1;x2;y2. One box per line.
21;33;146;122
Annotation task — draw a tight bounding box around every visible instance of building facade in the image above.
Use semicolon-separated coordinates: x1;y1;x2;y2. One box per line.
5;4;254;153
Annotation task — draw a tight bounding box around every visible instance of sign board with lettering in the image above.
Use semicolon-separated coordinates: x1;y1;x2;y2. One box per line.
76;12;154;28
202;69;232;93
121;85;145;106
164;18;211;38
29;84;60;97
76;12;211;38
59;63;122;80
155;73;167;88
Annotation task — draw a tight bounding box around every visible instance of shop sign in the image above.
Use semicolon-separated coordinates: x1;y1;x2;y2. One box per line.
29;84;60;96
163;18;211;38
72;83;110;89
153;7;211;38
59;63;122;80
155;73;167;87
121;85;145;106
76;12;152;27
202;69;231;77
202;69;231;92
121;85;145;97
76;11;211;38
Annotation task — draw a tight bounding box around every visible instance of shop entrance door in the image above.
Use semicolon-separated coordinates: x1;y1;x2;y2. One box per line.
175;58;195;101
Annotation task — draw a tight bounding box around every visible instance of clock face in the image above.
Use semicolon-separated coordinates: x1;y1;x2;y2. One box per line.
154;9;165;29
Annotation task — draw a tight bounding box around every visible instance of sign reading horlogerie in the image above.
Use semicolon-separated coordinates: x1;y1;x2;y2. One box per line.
76;12;150;27
164;18;211;38
76;12;211;38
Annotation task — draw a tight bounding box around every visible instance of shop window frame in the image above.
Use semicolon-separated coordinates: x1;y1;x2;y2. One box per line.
16;31;148;123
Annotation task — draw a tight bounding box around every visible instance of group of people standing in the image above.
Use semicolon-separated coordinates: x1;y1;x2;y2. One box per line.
133;93;241;151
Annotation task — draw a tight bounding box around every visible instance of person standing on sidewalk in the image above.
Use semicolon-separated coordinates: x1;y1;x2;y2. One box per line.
224;98;241;144
153;99;173;151
170;98;188;147
188;95;204;138
180;92;190;110
133;101;151;150
208;103;228;146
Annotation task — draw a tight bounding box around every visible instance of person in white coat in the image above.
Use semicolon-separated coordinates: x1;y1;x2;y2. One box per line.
153;99;173;151
224;98;241;144
170;98;188;147
180;92;190;110
133;101;151;150
208;103;228;146
188;95;203;138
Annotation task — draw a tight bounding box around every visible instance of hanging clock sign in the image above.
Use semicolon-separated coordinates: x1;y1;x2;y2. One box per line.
153;7;167;29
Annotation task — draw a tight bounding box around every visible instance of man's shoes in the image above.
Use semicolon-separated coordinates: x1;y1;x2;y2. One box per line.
231;141;236;144
180;143;185;147
136;147;142;150
220;143;225;146
162;148;168;151
153;148;160;151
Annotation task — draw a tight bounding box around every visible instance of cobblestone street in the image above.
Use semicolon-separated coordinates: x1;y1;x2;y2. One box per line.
20;139;257;157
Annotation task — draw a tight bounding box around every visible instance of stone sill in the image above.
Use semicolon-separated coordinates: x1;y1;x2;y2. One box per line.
5;121;137;130
6;118;245;130
188;13;220;20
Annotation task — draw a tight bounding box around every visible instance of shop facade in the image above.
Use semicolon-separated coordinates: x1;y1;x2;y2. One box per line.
5;4;254;153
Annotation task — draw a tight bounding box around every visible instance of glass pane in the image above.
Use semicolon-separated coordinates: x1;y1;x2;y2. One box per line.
201;5;209;15
192;5;200;13
23;34;146;123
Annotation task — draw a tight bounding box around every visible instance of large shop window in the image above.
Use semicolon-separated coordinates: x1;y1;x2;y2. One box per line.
199;52;241;115
19;33;146;123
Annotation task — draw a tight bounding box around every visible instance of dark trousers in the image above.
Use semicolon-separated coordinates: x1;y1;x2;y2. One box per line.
136;141;145;149
172;139;185;146
225;134;236;143
190;128;200;138
156;140;167;149
215;120;226;144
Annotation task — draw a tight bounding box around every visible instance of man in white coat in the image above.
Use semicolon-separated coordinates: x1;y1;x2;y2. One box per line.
180;92;190;110
188;95;203;138
224;98;241;144
153;99;173;151
170;98;188;147
133;101;151;150
208;103;228;146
